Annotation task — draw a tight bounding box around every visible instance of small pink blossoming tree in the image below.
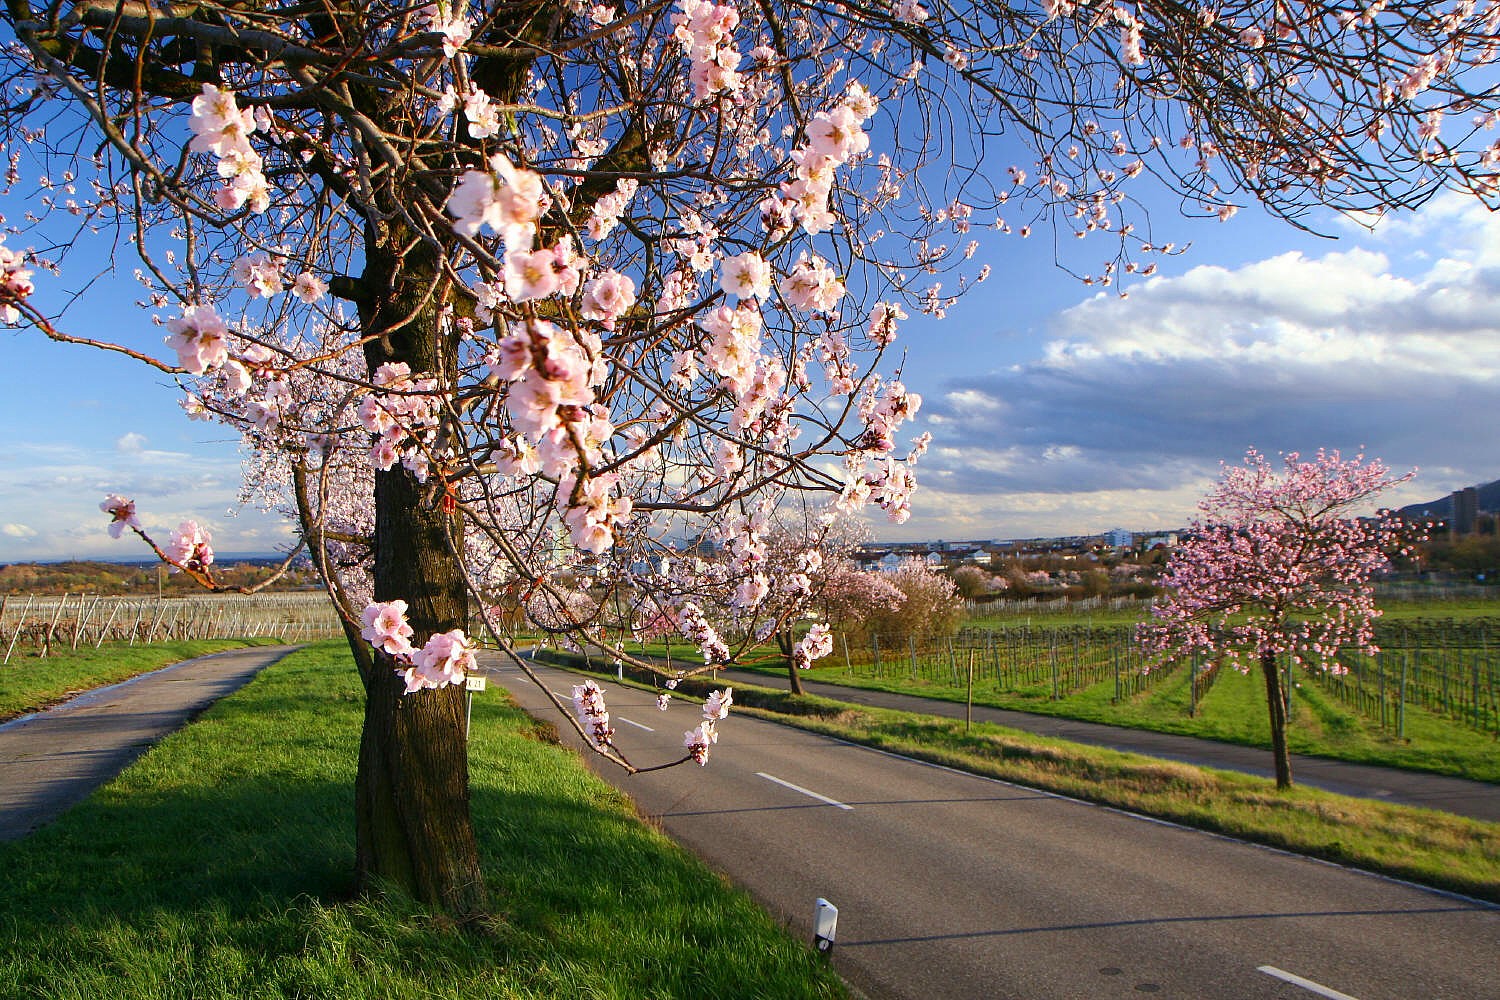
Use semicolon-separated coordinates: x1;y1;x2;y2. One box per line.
1141;449;1417;789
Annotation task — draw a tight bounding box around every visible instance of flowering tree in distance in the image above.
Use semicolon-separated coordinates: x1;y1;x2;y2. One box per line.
1141;450;1416;789
0;0;1495;917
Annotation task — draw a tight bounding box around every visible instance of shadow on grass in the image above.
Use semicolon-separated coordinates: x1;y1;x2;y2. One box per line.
0;643;843;999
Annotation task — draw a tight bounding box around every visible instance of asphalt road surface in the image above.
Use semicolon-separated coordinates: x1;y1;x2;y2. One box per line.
0;645;299;841
489;655;1500;1000
709;666;1500;824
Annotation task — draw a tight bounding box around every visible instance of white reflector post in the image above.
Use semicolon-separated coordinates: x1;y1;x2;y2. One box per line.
814;898;838;957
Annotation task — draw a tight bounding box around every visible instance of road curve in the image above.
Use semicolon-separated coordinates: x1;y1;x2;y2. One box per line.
489;656;1499;1000
0;645;300;841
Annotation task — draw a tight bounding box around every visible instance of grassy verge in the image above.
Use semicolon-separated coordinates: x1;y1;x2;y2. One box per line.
754;658;1500;784
0;639;280;721
0;641;846;999
542;650;1500;903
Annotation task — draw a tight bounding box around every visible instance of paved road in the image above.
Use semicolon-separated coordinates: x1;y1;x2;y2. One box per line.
491;656;1500;1000
0;645;299;841
703;666;1500;823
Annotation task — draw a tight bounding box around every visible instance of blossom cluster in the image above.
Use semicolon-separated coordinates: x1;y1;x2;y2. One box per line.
672;0;744;102
189;85;270;214
414;2;471;58
167;520;215;572
791;622;834;670
359;600;479;694
683;686;733;765
0;240;34;323
356;362;444;482
677;601;730;663
571;679;615;750
768;82;877;236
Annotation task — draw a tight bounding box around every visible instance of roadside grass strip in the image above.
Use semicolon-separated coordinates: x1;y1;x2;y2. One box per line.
541;651;1500;904
0;639;279;721
0;641;847;1000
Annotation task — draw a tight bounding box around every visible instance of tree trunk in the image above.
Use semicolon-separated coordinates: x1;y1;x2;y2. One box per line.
779;629;805;696
349;230;487;918
1259;649;1293;790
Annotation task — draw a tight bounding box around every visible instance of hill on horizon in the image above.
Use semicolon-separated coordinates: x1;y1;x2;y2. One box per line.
1398;478;1500;521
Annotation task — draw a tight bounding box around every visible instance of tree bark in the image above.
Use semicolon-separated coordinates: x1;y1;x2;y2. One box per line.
778;629;806;696
349;226;487;918
1259;649;1293;790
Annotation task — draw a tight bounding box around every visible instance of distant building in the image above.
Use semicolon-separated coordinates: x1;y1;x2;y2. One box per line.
1104;528;1134;548
1142;533;1178;551
1452;487;1480;534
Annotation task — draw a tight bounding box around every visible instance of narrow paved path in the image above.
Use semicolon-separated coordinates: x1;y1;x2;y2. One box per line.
0;645;299;841
706;666;1500;823
493;657;1500;1000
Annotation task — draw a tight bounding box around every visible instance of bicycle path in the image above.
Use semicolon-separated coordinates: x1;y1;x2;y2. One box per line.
706;667;1500;823
0;645;301;841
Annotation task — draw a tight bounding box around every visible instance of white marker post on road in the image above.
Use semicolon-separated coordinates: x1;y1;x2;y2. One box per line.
814;898;838;958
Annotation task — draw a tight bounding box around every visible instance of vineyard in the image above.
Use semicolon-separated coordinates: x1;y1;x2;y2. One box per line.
0;593;345;662
823;617;1500;740
845;625;1178;703
1317;619;1500;737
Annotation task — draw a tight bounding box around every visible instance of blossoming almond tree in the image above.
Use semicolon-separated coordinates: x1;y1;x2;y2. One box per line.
0;0;1494;916
1140;449;1417;789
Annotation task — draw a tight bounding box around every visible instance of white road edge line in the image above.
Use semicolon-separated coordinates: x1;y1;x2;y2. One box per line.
618;716;654;732
1257;965;1361;1000
756;772;853;810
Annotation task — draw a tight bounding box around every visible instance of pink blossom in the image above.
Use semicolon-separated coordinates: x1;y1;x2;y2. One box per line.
100;494;141;538
702;687;733;720
401;628;477;692
793;622;834;669
503;246;561;302
580;270;637;328
164;305;230;374
292;272;327;304
167;520;214;571
361;599;416;656
446;154;549;248
0;242;34;323
719;251;772;300
572;679;615;749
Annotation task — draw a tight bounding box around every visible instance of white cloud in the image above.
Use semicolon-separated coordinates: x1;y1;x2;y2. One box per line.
908;201;1500;539
2;523;37;539
0;441;291;561
116;432;148;453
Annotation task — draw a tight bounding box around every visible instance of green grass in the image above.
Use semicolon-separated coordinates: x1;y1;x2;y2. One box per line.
0;641;845;999
544;651;1500;903
0;639;279;721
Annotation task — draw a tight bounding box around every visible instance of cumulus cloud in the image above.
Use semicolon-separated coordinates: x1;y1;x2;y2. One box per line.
910;201;1500;538
0;442;288;561
116;431;148;453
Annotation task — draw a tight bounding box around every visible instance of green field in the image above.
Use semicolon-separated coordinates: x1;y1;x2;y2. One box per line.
0;641;845;999
0;639;279;721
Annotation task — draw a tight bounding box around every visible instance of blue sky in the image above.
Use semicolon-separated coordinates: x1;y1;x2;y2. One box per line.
3;178;1498;561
